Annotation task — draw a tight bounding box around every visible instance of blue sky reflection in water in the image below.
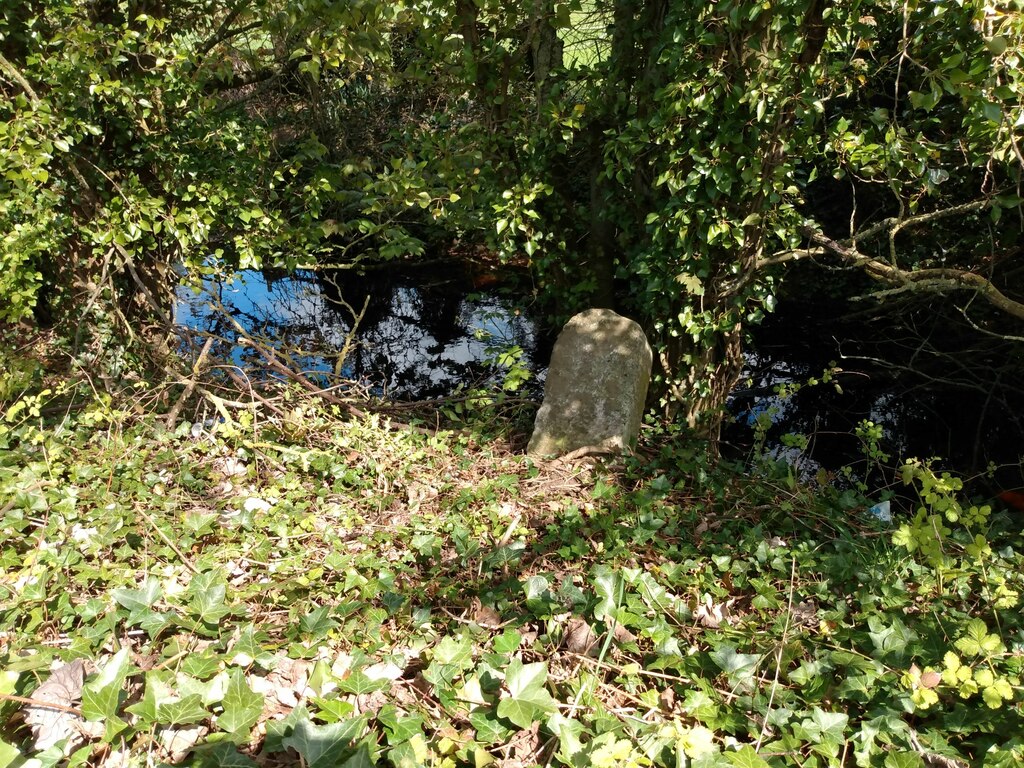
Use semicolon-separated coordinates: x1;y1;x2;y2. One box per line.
175;268;546;399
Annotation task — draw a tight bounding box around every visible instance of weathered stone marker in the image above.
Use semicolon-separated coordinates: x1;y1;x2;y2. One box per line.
528;308;652;458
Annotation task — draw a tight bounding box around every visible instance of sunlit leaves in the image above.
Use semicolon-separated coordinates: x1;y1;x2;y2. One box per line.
280;716;369;768
81;648;131;740
954;620;1005;657
709;646;760;690
217;669;263;735
496;660;558;729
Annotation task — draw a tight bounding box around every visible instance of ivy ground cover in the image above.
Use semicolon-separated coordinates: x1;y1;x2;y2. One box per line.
1;391;1023;767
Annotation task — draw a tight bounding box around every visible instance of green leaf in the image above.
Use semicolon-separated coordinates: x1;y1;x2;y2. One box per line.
884;752;924;768
803;708;849;744
300;606;339;640
111;579;161;612
229;625;275;668
159;694;208;726
377;705;425;745
547;713;585;760
81;647;131;722
591;566;624;621
187;570;231;625
218;668;263;734
469;709;515;744
124;671;161;724
386;736;428;768
340;742;375;768
492;630;522;655
189;742;258;767
311;696;356;723
954;619;1004;657
181;654;222;680
336;669;389;695
709;645;760;688
281;716;368;768
726;746;771;768
867;615;916;662
496;659;557;729
0;739;25;768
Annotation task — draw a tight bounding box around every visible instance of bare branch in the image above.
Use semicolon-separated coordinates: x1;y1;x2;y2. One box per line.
799;226;1024;322
853;199;991;244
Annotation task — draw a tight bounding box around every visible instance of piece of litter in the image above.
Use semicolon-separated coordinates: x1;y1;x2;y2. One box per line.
868;500;892;523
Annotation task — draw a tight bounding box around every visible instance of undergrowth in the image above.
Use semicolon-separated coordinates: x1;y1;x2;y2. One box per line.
1;379;1023;768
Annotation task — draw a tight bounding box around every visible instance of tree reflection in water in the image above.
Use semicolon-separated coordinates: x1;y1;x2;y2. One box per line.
175;264;547;399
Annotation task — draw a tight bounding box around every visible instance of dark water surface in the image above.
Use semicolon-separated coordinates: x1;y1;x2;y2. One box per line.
725;301;1024;491
175;264;550;399
176;266;1023;487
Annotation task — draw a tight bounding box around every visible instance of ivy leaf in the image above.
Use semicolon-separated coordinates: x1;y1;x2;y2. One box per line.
281;716;368;768
548;713;585;760
433;634;473;666
310;697;356;724
725;745;771;768
591;566;624;621
376;705;425;746
496;659;557;729
710;645;760;689
0;739;25;768
81;648;132;741
218;669;263;734
336;669;389;695
187;570;230;625
110;578;162;612
299;606;339;640
801;708;849;746
124;671;163;724
883;752;925;768
229;625;276;668
469;709;514;744
189;742;258;767
492;630;522;656
524;576;554;617
159;694;208;726
867;615;916;663
341;742;376;768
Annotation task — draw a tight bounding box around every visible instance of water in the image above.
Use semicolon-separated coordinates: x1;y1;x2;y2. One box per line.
175;265;1023;488
175;264;549;399
724;301;1024;492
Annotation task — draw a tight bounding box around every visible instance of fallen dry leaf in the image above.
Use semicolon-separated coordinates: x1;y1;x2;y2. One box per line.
159;724;208;763
100;748;131;768
564;617;598;655
355;690;388;714
24;659;86;753
658;687;676;711
612;623;637;644
694;595;733;628
502;721;541;767
471;598;504;630
790;600;818;627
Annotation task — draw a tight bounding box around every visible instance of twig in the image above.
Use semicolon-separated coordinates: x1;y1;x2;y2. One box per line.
0;692;83;717
138;509;200;574
164;336;215;428
221;367;287;417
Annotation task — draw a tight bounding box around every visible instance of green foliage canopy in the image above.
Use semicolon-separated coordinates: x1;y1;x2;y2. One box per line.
3;0;1023;432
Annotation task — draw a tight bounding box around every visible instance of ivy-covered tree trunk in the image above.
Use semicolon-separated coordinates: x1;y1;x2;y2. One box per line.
596;0;835;443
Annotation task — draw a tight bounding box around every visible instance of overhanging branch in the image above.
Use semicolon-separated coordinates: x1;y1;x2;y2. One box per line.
797;226;1024;322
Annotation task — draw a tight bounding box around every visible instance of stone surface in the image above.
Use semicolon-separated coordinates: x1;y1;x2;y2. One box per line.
527;308;652;458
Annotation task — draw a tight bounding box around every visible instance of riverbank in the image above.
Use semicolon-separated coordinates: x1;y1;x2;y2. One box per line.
1;375;1022;767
